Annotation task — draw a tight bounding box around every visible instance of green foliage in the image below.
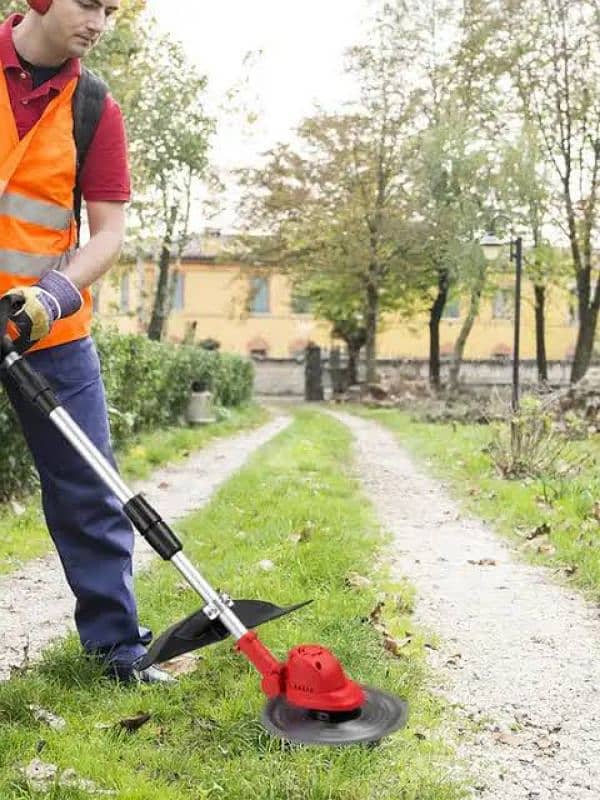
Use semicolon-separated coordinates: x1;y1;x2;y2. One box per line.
94;325;254;443
0;328;253;500
85;0;148;111
0;396;37;498
0;1;24;16
457;0;600;380
486;396;593;480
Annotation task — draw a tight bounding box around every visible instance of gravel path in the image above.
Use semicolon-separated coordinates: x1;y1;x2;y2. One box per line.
0;415;291;681
331;410;600;800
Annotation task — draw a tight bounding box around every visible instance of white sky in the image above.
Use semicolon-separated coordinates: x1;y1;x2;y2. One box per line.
145;0;372;229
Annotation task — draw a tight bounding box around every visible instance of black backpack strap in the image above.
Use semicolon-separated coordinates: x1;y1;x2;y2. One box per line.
72;67;108;243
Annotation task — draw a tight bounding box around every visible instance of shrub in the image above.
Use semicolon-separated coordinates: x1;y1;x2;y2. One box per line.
486;395;593;480
0;326;254;499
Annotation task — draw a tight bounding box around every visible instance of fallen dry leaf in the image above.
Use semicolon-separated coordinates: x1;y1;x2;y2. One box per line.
467;558;497;566
368;600;385;625
535;735;557;750
344;572;372;590
526;522;551;540
493;731;522;746
119;712;152;733
59;768;116;796
29;704;66;731
9;499;25;516
158;653;201;677
383;634;412;657
537;543;556;556
289;522;315;543
158;481;170;489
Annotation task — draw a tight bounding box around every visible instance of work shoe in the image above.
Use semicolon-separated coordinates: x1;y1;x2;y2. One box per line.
105;661;178;685
132;664;178;685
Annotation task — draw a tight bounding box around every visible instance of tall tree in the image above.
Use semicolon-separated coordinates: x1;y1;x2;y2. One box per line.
239;2;434;381
126;34;213;340
341;3;426;379
460;0;600;382
409;108;491;389
238;111;422;382
86;0;148;116
497;123;569;382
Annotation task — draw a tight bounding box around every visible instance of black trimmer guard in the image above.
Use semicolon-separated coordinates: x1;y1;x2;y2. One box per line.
137;599;312;670
262;687;409;746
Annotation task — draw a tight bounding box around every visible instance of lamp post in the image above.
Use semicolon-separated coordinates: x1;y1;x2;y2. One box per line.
480;231;524;413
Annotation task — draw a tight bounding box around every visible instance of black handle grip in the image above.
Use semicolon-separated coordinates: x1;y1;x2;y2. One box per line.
0;294;25;361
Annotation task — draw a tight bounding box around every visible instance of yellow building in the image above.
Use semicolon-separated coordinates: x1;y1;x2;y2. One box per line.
94;232;584;361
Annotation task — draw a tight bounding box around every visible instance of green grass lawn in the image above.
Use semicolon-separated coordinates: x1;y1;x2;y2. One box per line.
0;410;465;800
355;407;600;601
0;404;268;575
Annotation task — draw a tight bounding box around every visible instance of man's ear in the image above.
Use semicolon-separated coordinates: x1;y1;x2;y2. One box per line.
27;0;54;14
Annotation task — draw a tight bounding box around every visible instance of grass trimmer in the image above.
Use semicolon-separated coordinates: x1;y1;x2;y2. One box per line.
0;295;408;746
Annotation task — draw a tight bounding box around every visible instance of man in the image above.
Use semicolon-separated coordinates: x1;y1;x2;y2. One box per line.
0;0;173;684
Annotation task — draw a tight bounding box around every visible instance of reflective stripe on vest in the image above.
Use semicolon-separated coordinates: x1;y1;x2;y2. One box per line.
0;191;73;231
0;247;76;276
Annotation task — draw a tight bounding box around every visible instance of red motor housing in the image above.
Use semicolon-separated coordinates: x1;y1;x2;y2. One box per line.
284;645;365;711
27;0;53;13
236;632;365;712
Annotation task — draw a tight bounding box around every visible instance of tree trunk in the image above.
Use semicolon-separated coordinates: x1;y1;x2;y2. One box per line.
135;255;145;332
570;306;599;382
329;347;345;394
428;268;449;391
147;205;177;341
448;271;485;391
347;345;359;385
533;284;548;384
305;344;324;401
365;281;379;383
563;176;596;383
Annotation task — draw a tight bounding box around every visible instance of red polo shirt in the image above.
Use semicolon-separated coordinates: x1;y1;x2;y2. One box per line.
0;13;131;203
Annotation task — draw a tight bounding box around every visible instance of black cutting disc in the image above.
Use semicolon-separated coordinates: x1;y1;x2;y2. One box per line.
261;687;408;746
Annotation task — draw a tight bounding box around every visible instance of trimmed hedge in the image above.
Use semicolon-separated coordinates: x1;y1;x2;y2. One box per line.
0;326;254;500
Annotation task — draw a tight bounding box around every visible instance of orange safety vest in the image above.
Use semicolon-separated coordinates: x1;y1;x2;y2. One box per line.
0;62;93;352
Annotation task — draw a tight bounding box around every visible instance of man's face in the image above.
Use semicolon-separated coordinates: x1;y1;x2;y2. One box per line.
42;0;121;59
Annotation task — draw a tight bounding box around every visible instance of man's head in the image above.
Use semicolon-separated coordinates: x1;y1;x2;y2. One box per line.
25;0;120;59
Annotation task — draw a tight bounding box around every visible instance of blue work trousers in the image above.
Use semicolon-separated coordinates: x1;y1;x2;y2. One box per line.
5;337;150;668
